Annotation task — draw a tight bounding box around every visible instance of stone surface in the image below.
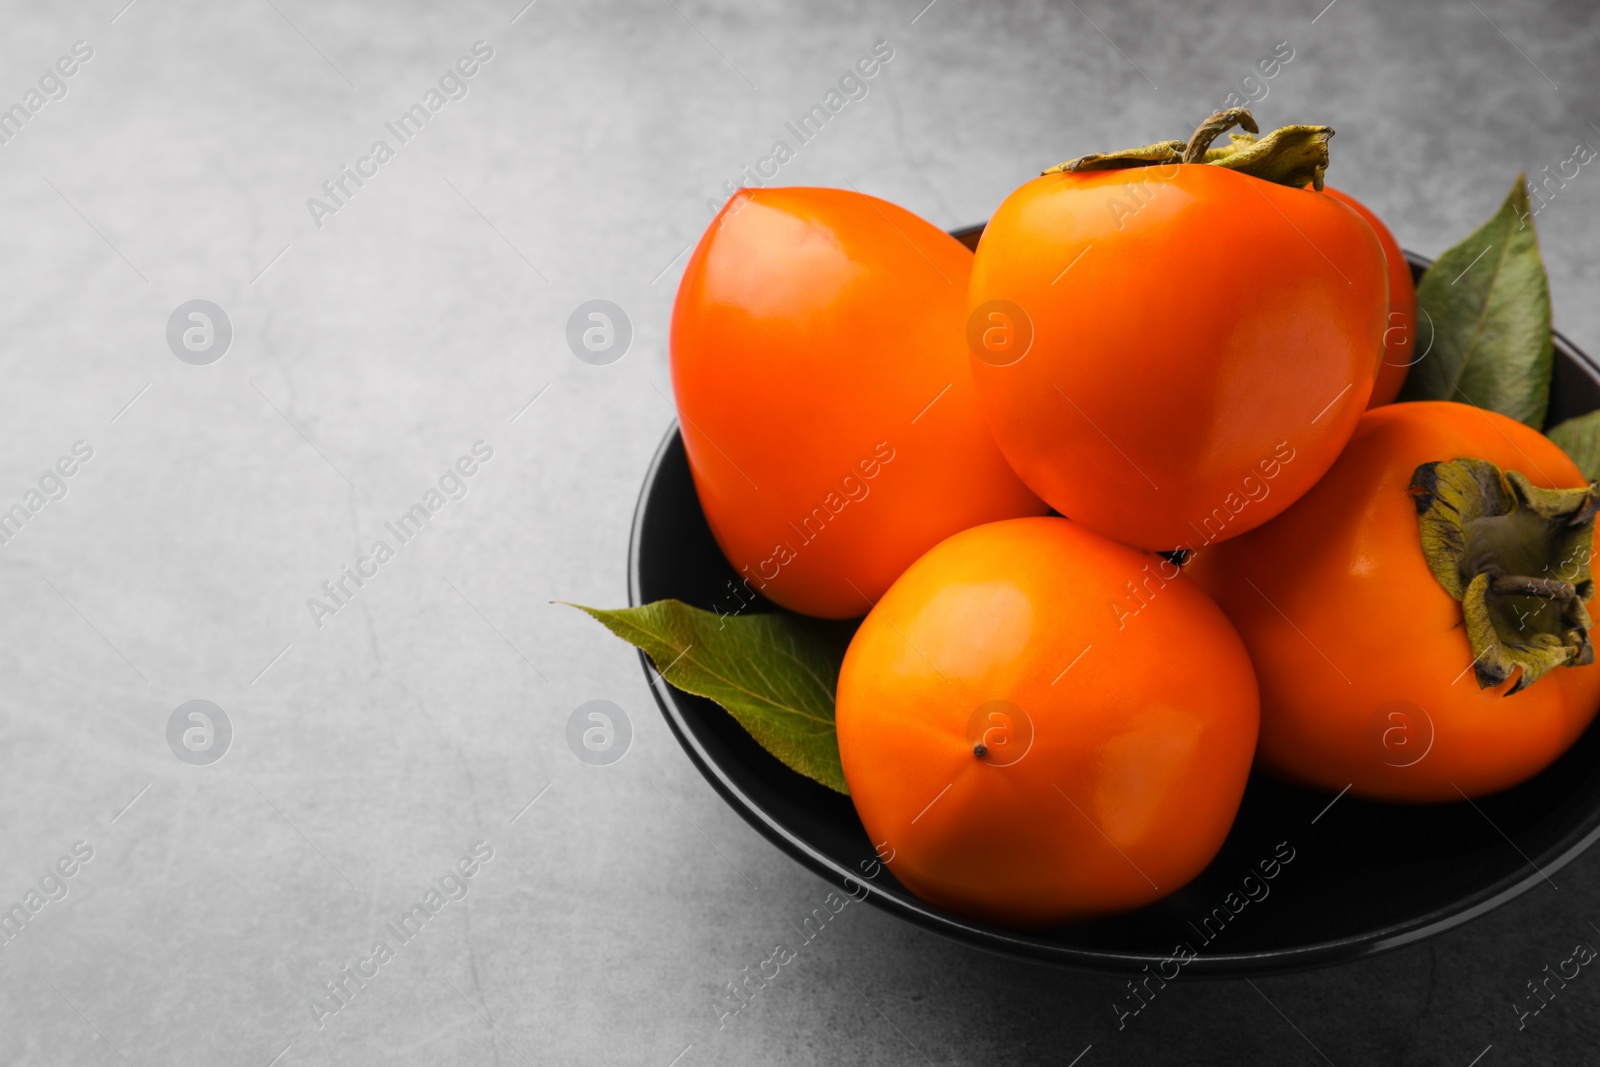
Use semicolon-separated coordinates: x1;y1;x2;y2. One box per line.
0;0;1597;1063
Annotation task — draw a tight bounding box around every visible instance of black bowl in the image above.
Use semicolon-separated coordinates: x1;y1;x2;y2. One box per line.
629;229;1600;976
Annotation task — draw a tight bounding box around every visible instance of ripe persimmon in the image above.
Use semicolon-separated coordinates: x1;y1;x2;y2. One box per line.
967;110;1388;552
671;187;1045;619
835;516;1259;926
1186;401;1600;801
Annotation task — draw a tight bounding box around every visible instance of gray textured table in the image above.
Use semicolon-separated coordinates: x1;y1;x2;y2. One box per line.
1;0;1597;1063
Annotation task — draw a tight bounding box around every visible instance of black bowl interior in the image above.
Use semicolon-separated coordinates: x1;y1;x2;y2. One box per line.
630;231;1600;976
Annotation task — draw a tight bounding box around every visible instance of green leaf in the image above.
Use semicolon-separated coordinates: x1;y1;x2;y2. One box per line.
1400;175;1553;426
566;600;849;794
1547;410;1600;482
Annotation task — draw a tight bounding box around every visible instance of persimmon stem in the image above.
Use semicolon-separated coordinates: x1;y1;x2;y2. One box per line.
1487;575;1577;601
973;743;988;758
1043;107;1333;190
1182;107;1259;163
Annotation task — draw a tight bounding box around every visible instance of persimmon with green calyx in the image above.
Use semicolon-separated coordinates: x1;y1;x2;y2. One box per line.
1186;401;1600;802
672;187;1047;620
968;108;1388;553
835;516;1259;927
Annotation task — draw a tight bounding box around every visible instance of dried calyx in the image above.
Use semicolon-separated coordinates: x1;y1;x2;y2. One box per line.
1410;458;1600;694
1043;107;1333;191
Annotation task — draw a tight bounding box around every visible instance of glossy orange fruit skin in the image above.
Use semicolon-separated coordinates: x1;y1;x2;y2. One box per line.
968;164;1389;553
1323;187;1418;408
1186;401;1600;802
671;188;1046;619
835;516;1259;926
